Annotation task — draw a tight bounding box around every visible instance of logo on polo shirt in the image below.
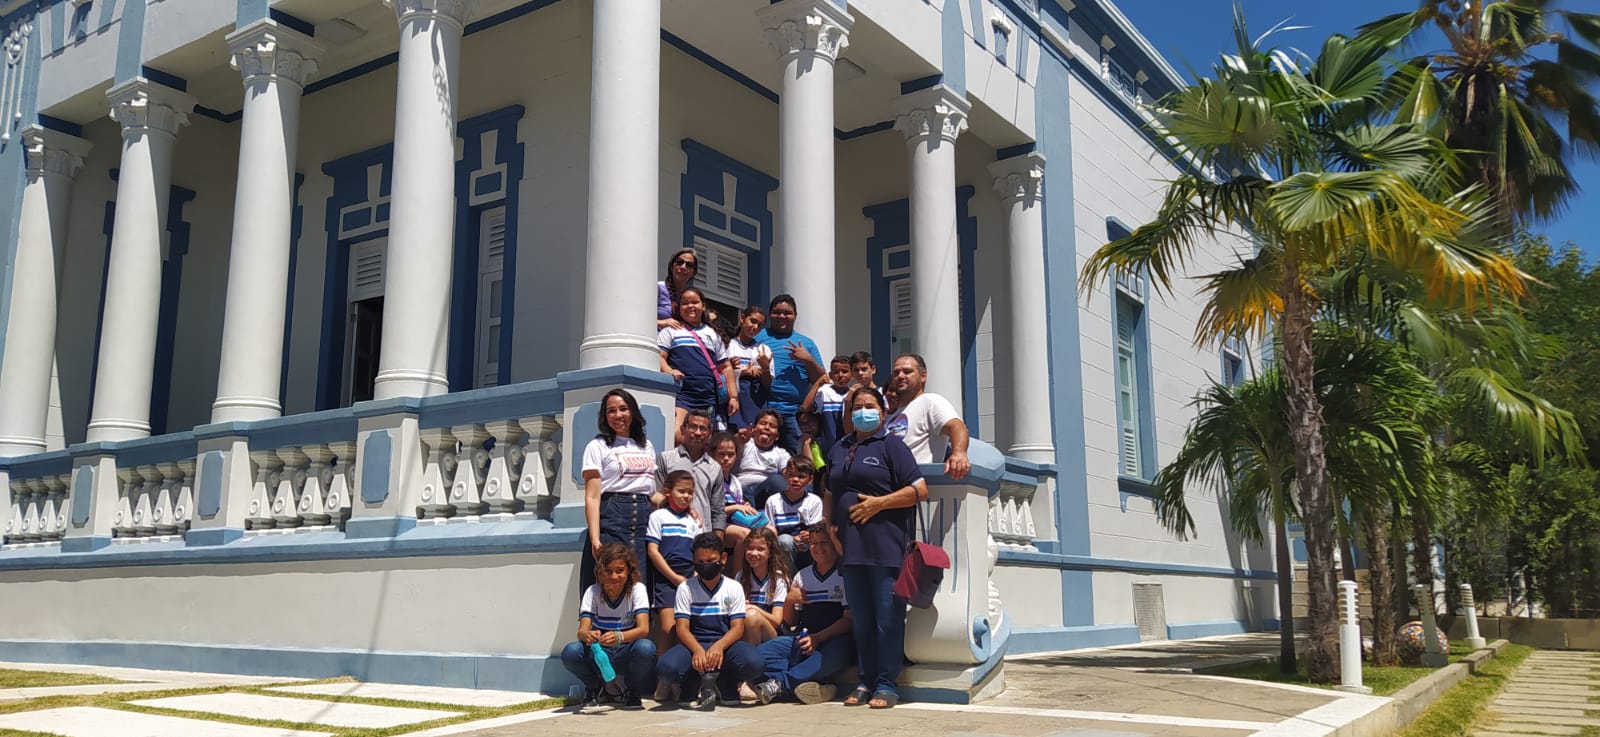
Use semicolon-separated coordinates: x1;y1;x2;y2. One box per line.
723;595;736;609
863;456;883;467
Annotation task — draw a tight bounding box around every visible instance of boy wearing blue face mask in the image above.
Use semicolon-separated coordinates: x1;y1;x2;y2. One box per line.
656;532;768;709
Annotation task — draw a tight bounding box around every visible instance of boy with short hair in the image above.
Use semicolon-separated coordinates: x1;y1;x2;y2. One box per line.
765;456;824;569
656;533;767;709
848;351;877;391
752;522;853;704
802;356;853;453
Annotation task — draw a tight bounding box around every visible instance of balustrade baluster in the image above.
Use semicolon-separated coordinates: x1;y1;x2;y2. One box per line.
153;461;181;536
326;440;355;528
273;447;308;528
43;474;68;541
298;445;333;528
245;451;281;530
448;425;487;518
19;479;43;541
4;480;24;543
132;465;159;536
174;460;194;531
516;416;560;518
481;420;523;517
418;428;455;519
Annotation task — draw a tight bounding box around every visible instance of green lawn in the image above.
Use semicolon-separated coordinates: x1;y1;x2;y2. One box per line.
1397;643;1535;737
1215;658;1444;696
0;669;122;689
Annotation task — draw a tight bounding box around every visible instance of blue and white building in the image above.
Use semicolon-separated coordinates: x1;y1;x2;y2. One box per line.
0;0;1274;701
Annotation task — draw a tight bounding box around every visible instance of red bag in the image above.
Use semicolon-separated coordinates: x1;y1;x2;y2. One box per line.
893;503;949;609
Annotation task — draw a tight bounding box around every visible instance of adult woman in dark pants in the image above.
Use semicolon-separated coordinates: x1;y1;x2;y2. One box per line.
579;389;661;595
824;386;927;709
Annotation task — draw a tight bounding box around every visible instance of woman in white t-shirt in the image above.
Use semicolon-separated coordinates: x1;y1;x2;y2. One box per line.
579;388;661;595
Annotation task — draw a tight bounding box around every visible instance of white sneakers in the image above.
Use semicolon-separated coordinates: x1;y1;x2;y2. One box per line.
794;681;837;705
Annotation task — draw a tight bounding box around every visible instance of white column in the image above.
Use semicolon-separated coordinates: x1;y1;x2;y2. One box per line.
894;85;968;406
758;0;851;359
373;0;476;399
212;20;322;422
86;79;195;443
990;153;1053;462
578;0;660;370
0;127;90;456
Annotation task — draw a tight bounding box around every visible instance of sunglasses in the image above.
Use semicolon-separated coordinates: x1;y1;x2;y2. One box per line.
674;259;698;269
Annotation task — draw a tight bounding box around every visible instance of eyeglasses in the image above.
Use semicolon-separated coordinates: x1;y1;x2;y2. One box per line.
674;259;698;270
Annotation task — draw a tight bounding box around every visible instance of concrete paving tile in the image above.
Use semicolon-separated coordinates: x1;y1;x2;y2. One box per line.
1488;706;1591;718
1476;732;1582;737
0;706;332;737
1492;698;1594;711
1495;713;1600;727
1478;723;1582;736
130;693;463;728
267;682;544;707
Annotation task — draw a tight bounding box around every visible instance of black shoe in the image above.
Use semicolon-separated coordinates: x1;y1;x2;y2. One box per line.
622;691;644;709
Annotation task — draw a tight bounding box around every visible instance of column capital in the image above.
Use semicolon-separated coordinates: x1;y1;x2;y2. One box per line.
893;85;969;147
21;125;91;179
227;19;324;88
107;78;197;138
757;0;853;63
988;151;1045;205
383;0;477;30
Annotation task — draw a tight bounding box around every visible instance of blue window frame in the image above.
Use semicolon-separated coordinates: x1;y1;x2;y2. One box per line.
679;140;776;322
1108;218;1155;481
1220;336;1245;388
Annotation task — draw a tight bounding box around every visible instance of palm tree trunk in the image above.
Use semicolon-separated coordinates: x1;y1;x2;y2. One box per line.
1365;503;1397;666
1275;508;1298;675
1280;263;1339;683
1412;511;1434;615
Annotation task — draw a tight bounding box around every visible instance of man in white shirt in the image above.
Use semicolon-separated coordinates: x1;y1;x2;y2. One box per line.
883;354;971;480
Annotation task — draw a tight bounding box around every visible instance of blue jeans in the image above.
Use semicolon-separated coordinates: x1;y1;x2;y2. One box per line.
776;534;812;572
750;472;787;512
778;412;803;454
843;564;906;695
657;640;765;699
757;634;856;696
560;639;658;696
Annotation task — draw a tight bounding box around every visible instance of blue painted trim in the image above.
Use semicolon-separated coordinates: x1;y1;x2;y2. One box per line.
1116;475;1154;497
995;143;1036;160
1035;40;1093;626
244;408;357;451
267;9;315;37
303;52;399;97
663;30;777;104
85;184;117;425
315;144;392;410
0;519;582;571
193;105;242;124
463;0;562;35
679;139;777;311
941;0;967;94
1063;0;1179;100
900;74;943;95
108;431;197;468
0;640;574;694
966;0;985;50
418;379;561;430
0;450;72;477
861;189;979;428
60;536;111;553
1167;619;1251;640
345;515;417;539
450;106;526;391
185;527;243;547
998;549;1278;581
1110;290;1156;482
149;186;195;436
1009;624;1142;653
279;173;305;406
0;9;39;389
836;121;894;140
36;114;80;136
140;66;188;93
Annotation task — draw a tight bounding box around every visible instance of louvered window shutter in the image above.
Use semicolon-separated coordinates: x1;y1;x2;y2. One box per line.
477;207;507;388
1116;297;1142;478
691;237;748;308
349;239;387;301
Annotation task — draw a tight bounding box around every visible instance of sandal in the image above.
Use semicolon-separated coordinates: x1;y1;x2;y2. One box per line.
868;690;898;709
842;686;872;706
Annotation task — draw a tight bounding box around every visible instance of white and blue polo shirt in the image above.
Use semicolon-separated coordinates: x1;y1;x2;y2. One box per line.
645;506;702;570
579;582;650;632
765;491;823;548
673;575;747;645
791;563;848;634
658;324;726;405
736;571;790;612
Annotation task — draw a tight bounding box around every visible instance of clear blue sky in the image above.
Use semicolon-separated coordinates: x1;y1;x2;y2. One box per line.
1114;0;1600;262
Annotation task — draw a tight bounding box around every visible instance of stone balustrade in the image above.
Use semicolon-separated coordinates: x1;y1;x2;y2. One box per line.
989;458;1055;550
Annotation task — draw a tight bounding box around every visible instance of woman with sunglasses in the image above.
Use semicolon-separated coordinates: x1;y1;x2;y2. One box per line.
658;249;699;330
824;386;926;710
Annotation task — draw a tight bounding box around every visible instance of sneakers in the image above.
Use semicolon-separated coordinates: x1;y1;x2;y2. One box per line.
754;679;783;705
737;681;759;703
621;691;644;709
795;681;837;705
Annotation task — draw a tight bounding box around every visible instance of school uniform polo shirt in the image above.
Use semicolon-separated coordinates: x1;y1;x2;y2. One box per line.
674;575;747;645
791;563;848;634
580;582;651;632
646;507;702;570
658;446;726;530
825;430;925;568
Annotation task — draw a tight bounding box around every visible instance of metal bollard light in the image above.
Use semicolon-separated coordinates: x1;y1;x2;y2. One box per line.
1336;580;1371;694
1414;583;1448;667
1460;583;1486;649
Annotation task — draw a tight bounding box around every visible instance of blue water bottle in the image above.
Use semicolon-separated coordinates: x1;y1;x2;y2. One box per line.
590;641;617;682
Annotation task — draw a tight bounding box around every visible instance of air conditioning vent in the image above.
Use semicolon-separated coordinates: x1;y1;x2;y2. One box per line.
1133;581;1167;642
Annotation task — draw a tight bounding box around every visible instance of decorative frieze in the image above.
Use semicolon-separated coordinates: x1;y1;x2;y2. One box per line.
989;152;1045;206
384;0;477;28
228;21;323;88
107;79;196;138
758;0;853;63
22;126;90;179
893;85;970;147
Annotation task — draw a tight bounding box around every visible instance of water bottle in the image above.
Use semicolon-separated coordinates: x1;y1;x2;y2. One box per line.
795;627;809;656
590;641;617;683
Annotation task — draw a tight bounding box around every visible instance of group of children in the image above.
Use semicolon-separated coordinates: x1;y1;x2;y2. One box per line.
561;443;846;710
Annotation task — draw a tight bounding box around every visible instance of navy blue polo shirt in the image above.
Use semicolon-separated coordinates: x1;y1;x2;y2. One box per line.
826;430;925;568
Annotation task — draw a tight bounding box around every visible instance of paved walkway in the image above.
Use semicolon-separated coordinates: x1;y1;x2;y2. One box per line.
1476;650;1600;737
0;635;1399;737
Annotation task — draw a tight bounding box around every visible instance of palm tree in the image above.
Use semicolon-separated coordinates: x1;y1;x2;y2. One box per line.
1364;0;1600;226
1082;13;1528;681
1152;331;1437;673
